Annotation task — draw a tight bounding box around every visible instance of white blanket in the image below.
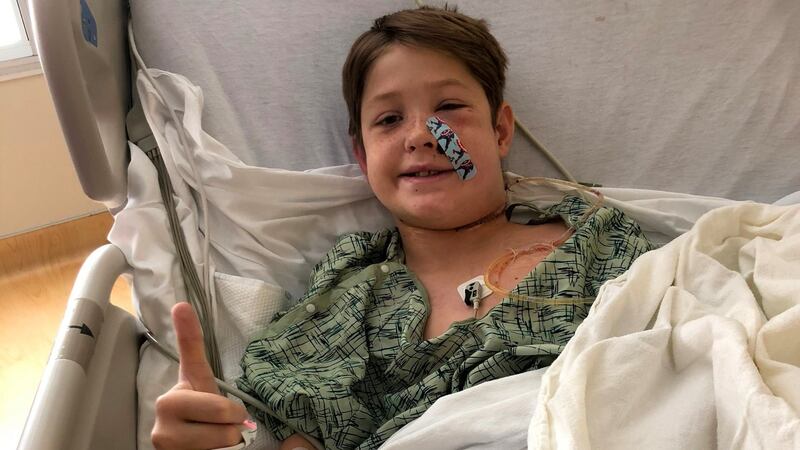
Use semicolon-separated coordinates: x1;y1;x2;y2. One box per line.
531;202;800;449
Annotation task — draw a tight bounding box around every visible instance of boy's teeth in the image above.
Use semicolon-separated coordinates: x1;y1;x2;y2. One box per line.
415;170;438;177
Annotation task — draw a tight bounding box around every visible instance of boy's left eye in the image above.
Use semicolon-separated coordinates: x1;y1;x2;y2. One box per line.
376;115;402;126
437;103;464;111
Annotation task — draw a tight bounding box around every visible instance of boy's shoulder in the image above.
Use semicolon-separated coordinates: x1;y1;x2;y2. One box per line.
331;228;401;257
299;228;400;302
315;228;402;272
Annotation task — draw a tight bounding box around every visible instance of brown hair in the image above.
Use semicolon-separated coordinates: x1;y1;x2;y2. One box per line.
342;6;508;147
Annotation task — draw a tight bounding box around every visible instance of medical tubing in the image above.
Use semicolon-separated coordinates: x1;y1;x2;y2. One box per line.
145;331;272;415
484;177;603;302
514;120;578;183
144;149;223;376
127;22;213;299
129;21;223;378
144;148;224;377
127;20;212;298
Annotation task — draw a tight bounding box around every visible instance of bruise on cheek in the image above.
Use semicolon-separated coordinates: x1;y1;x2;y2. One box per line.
425;115;476;181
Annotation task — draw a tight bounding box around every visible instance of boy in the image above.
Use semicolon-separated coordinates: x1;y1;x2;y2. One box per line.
152;6;653;450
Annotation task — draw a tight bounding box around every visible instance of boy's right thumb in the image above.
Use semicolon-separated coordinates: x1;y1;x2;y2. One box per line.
172;302;220;395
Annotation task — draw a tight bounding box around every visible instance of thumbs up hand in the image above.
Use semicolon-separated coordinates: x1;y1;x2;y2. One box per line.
151;303;249;450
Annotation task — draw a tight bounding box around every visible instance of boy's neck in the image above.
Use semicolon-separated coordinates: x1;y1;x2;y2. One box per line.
398;211;515;276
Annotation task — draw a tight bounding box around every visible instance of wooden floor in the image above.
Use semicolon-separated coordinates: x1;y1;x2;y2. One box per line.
0;213;133;450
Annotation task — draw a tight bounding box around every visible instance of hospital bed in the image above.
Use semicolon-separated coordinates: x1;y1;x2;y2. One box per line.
19;0;800;449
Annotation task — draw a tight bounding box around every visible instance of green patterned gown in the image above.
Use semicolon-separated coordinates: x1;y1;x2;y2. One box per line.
238;196;654;449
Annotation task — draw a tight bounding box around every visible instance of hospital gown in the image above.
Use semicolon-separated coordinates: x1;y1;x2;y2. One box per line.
238;196;654;449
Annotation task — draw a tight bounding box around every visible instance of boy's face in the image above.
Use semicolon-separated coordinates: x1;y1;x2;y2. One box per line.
356;44;514;230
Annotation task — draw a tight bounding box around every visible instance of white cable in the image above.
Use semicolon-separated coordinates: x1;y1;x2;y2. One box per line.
127;21;212;299
514;119;577;183
145;331;270;413
128;20;221;375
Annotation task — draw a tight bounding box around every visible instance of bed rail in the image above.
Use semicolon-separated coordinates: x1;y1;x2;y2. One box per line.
18;245;140;450
28;0;131;208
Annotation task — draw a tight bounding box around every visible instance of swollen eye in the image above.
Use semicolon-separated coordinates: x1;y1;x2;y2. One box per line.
378;115;401;126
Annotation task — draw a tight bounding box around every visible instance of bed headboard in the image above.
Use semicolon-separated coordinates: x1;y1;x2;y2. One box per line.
31;0;130;207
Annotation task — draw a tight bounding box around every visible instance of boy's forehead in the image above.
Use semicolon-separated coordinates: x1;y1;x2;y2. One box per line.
365;78;471;105
362;45;480;104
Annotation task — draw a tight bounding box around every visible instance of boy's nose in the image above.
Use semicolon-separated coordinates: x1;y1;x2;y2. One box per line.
405;119;436;153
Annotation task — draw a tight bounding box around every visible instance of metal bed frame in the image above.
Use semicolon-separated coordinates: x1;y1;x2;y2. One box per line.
19;0;139;448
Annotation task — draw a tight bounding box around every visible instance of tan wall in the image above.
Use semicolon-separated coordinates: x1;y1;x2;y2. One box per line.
0;74;102;237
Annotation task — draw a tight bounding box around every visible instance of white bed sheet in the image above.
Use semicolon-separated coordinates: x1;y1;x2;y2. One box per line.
111;68;792;449
381;368;546;450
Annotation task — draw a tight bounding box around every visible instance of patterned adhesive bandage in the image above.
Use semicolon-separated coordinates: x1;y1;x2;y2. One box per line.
426;115;476;180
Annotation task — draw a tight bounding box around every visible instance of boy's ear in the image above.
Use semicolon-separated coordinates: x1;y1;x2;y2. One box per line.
494;102;515;159
352;136;368;175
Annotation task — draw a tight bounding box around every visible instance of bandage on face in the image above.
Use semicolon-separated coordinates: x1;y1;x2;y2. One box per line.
426;115;476;181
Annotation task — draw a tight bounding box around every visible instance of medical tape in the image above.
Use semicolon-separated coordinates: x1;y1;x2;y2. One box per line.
426;115;476;180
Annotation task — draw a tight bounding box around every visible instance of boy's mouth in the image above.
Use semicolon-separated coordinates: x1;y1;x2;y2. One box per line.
404;170;446;177
400;167;455;178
